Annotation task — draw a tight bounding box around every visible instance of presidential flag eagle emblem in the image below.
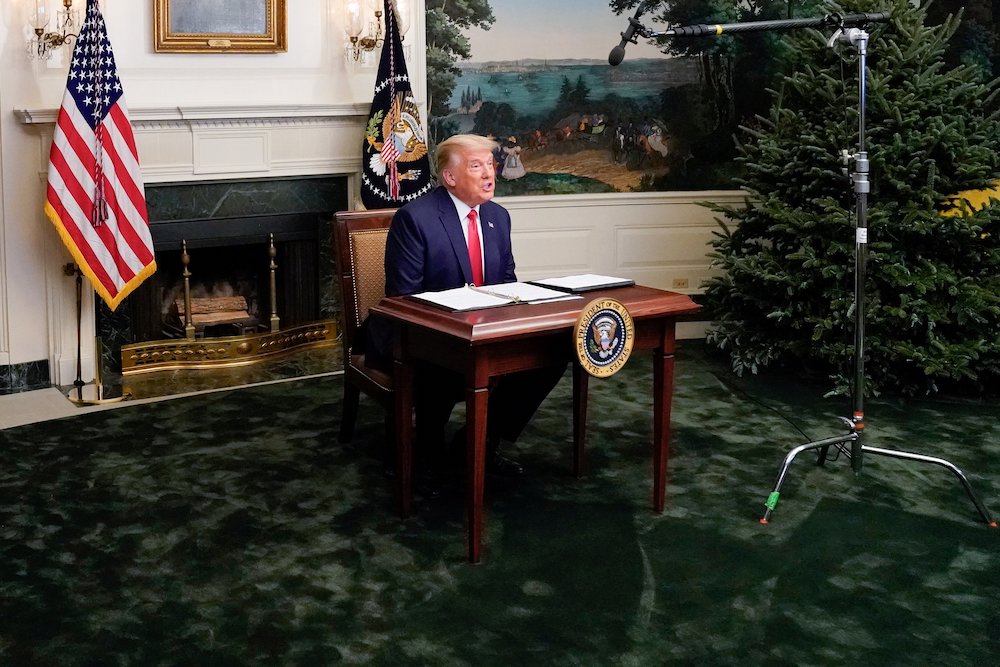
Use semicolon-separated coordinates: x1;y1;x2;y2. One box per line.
360;0;431;209
365;93;429;198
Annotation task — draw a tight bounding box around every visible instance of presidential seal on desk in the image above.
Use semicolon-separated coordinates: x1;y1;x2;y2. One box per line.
574;297;634;377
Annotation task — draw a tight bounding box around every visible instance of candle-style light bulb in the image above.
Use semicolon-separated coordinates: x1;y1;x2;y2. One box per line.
344;0;364;39
31;0;50;29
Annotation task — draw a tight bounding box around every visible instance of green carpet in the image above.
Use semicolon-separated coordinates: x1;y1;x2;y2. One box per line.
2;344;998;665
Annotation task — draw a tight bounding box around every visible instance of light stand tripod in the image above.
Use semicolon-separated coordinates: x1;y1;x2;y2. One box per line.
607;7;996;527
759;25;995;527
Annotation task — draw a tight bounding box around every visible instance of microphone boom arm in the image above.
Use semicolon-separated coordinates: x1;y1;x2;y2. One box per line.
649;12;890;38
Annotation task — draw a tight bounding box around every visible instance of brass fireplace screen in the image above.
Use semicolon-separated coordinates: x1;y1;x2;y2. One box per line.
120;234;335;374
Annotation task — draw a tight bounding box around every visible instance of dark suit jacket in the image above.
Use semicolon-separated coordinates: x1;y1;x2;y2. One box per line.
364;186;518;365
385;186;517;295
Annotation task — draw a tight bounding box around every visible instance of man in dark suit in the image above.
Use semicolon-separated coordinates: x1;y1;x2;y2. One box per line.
365;134;565;475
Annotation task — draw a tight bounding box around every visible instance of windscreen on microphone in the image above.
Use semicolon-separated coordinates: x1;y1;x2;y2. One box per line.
608;1;651;66
608;44;627;66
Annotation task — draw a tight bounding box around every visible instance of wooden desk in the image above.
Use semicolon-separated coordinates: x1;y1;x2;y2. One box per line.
371;285;700;562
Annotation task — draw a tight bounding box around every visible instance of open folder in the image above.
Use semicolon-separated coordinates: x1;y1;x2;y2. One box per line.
409;282;579;311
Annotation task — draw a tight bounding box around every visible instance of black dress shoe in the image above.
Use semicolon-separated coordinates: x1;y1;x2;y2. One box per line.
487;450;525;476
451;427;525;475
415;468;442;499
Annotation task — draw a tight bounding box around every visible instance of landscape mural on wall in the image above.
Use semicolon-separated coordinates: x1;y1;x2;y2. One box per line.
426;0;766;196
426;0;1000;196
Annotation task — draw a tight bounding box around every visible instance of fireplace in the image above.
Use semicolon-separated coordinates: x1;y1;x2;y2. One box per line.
99;176;349;375
131;212;321;341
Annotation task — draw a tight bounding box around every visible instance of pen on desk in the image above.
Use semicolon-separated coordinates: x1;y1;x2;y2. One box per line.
468;285;520;302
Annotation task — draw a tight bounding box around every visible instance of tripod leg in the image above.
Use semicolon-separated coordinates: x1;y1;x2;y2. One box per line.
817;444;830;466
818;416;859;467
761;433;859;524
861;445;997;527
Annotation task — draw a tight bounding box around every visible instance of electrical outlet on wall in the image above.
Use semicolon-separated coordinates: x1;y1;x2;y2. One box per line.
672;278;689;289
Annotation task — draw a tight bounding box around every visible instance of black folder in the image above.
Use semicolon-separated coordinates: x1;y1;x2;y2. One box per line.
528;274;635;293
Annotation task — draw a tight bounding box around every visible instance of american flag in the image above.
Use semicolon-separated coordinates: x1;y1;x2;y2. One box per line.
44;0;155;311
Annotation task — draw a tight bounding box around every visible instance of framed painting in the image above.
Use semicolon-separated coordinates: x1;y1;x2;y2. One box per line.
153;0;287;53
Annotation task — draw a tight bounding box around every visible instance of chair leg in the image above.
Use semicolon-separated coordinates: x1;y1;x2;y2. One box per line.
340;383;361;443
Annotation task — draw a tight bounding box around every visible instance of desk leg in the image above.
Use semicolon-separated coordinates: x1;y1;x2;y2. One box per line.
466;385;489;563
652;345;676;513
572;363;589;477
394;358;414;518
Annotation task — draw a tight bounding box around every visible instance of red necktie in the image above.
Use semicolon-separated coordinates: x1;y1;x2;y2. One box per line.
467;209;484;286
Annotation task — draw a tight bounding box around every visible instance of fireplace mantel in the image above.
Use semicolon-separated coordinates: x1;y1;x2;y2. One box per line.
16;103;370;126
18;103;371;184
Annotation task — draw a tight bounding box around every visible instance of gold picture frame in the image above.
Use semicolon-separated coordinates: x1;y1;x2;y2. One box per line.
154;0;287;53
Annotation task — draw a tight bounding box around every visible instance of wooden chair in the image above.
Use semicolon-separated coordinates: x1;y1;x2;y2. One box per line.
332;209;397;444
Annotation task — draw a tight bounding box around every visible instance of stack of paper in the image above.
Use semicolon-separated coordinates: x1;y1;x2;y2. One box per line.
410;282;578;311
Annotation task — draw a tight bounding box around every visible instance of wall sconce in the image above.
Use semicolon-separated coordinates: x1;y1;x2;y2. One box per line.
344;0;409;64
344;0;382;63
27;0;81;60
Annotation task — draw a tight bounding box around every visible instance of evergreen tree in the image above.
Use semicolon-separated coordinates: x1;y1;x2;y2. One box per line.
425;1;496;116
703;0;1000;396
927;0;996;77
559;76;573;102
572;76;591;107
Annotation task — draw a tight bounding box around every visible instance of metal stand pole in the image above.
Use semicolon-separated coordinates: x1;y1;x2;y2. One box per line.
182;240;196;339
65;264;125;406
760;27;995;527
68;264;87;396
269;233;280;332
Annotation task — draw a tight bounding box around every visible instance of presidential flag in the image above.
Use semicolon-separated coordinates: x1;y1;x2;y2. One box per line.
44;0;155;311
360;0;432;209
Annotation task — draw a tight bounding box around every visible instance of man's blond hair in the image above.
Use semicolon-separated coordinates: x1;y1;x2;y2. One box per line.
435;134;498;174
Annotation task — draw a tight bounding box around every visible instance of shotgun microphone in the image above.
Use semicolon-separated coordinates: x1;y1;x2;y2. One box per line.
609;1;652;66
